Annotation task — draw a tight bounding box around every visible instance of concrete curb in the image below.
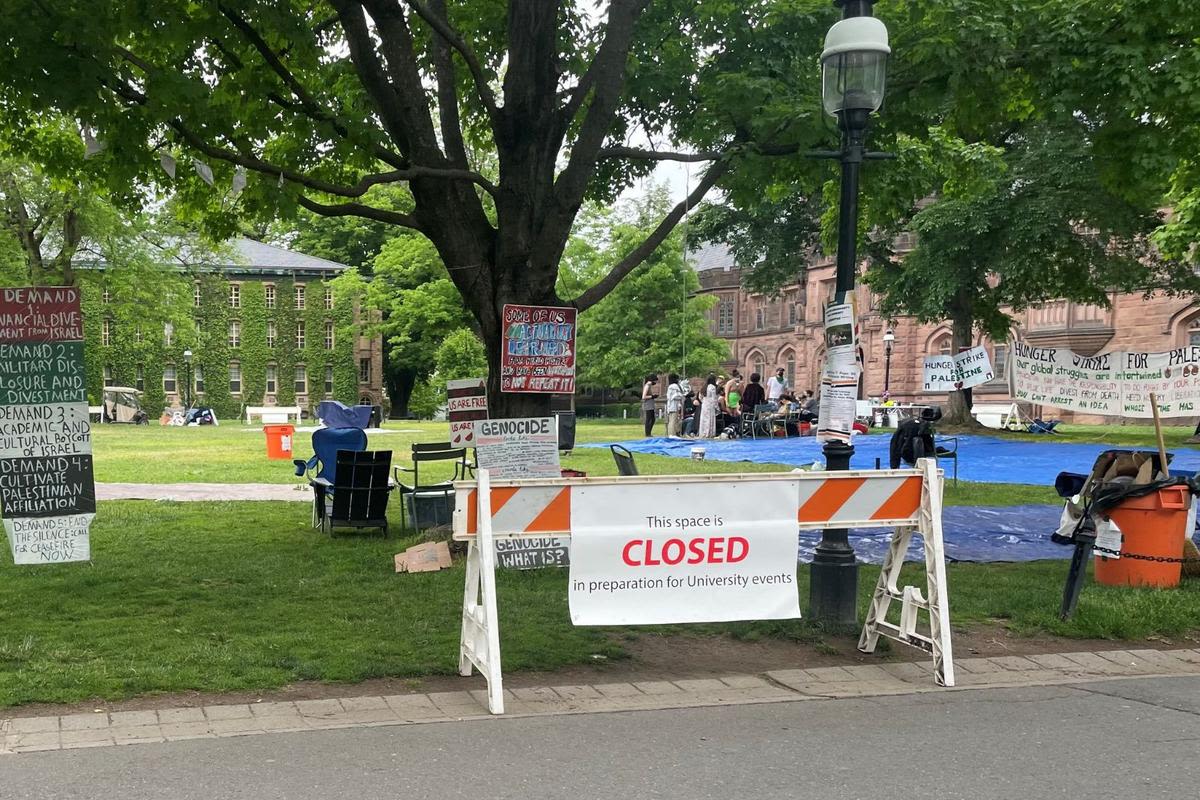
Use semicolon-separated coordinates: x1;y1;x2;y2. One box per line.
4;647;1200;755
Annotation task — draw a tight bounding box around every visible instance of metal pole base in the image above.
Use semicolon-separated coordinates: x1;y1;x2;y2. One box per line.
809;440;859;625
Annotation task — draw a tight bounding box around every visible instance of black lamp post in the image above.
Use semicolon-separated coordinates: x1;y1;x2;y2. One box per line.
809;0;890;625
183;349;193;410
883;328;895;394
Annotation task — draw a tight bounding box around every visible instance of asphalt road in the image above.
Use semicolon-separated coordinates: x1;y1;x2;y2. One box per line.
4;677;1199;800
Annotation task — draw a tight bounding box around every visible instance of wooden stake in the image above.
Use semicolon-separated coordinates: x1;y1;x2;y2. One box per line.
1150;392;1169;478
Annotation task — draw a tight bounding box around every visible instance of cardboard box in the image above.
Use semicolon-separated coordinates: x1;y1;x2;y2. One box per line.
394;541;453;573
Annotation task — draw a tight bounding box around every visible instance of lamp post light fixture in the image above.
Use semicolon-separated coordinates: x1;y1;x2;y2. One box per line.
809;0;890;626
183;349;193;410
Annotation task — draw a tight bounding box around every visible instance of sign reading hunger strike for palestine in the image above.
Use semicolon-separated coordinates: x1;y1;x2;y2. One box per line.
500;304;576;393
0;287;95;565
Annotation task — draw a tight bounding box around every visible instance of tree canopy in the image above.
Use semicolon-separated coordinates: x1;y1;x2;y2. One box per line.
0;0;846;415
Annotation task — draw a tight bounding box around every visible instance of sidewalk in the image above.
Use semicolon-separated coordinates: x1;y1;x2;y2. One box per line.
5;647;1200;755
96;483;311;502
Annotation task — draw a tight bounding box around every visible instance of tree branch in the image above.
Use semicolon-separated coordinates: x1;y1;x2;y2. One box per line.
597;145;724;162
402;0;500;124
570;159;730;312
297;195;424;231
216;3;408;170
425;0;470;168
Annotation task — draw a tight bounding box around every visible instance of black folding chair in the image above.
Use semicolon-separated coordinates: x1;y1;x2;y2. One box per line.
394;444;472;533
742;404;775;439
316;450;392;536
935;436;959;485
610;444;639;476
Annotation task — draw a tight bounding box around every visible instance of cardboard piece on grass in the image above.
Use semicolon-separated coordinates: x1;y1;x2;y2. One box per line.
395;541;453;573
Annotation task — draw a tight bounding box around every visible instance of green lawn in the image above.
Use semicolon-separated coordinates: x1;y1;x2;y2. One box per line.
1;498;1198;707
1;419;1195;708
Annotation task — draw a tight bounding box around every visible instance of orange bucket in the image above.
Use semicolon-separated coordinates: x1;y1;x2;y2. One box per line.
1095;486;1191;588
264;424;295;460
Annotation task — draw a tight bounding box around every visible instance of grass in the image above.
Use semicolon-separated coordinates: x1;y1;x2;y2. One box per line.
0;418;1193;708
93;419;1060;505
1;498;1197;707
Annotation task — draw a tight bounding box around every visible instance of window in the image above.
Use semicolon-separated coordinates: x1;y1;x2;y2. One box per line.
102;288;111;304
324;320;334;350
754;307;765;331
163;321;174;347
295;365;307;394
296;321;305;349
992;344;1008;377
134;325;143;344
229;363;241;394
135;364;144;392
785;354;796;388
267;321;276;348
788;303;798;326
229;283;240;308
753;357;765;379
194;282;202;307
163;364;177;393
359;358;371;384
324;365;334;395
228;320;241;348
324;286;333;310
265;284;276;309
266;364;277;395
102;319;112;346
1190;320;1200;347
717;298;734;334
931;334;952;356
103;365;113;387
294;284;305;309
194;365;205;394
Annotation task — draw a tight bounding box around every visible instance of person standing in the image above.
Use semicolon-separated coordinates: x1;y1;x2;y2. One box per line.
724;369;742;411
698;374;719;438
766;367;787;408
740;372;766;414
665;373;685;437
641;374;659;437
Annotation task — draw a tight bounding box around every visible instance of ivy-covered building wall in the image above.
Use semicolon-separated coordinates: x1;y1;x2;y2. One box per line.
81;238;383;420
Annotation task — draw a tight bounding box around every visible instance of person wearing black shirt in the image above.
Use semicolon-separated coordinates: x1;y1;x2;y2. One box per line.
739;372;766;414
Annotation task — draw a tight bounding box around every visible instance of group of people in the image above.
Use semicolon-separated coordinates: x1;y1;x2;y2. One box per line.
641;369;819;439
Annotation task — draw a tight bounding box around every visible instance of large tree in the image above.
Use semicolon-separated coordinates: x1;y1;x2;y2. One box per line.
0;0;836;416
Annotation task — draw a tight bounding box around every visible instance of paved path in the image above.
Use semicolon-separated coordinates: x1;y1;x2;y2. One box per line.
2;675;1198;799
5;646;1200;757
96;483;312;502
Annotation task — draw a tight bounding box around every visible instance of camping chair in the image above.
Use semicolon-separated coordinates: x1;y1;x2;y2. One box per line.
611;444;639;476
318;450;393;536
293;426;369;528
394;443;472;533
741;404;775;439
1027;418;1062;435
934;435;958;485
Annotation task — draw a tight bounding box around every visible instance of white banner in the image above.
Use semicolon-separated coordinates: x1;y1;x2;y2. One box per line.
568;480;801;625
5;513;93;565
446;377;488;447
922;345;994;392
474;417;560;479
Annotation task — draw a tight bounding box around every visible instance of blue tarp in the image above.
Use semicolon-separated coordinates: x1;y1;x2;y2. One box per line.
316;400;372;429
589;435;1200;486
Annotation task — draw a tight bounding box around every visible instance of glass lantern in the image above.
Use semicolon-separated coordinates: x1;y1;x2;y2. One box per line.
820;16;890;116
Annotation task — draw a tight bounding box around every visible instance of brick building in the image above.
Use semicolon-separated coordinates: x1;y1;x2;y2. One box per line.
689;241;1200;421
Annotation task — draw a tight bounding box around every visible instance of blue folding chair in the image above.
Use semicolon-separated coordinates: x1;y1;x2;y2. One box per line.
293;427;369;528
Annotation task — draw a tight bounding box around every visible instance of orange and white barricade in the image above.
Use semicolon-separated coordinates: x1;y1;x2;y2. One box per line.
453;459;953;715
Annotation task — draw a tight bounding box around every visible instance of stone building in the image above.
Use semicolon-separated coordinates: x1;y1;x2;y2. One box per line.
83;237;384;418
689;241;1200;421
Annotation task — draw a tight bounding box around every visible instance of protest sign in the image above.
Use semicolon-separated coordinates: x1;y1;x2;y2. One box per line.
500;304;576;393
921;345;994;392
1116;349;1200;418
1008;342;1124;416
446;377;487;446
0;287;94;564
817;300;859;444
567;479;801;625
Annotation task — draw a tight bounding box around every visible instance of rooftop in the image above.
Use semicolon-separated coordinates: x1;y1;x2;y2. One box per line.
684;241;735;273
76;236;348;277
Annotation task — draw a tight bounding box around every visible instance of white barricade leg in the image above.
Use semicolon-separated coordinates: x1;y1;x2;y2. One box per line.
457;469;505;714
857;458;955;687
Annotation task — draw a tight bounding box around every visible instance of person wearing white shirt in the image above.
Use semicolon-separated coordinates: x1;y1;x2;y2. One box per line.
665;373;685;437
766;367;787;407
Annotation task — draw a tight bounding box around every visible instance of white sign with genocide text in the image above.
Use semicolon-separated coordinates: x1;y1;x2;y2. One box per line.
567;480;801;625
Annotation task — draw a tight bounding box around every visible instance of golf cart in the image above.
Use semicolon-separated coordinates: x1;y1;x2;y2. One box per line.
101;387;150;425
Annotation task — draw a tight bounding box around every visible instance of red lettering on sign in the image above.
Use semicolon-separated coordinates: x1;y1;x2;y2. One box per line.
622;537;749;566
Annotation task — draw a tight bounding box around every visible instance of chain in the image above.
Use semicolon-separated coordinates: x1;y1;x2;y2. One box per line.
1091;543;1200;564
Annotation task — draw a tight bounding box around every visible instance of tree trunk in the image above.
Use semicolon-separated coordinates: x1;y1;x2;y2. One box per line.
943;305;980;427
386;369;416;418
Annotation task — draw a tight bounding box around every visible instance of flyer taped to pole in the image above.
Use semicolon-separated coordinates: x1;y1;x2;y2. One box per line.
817;299;859;444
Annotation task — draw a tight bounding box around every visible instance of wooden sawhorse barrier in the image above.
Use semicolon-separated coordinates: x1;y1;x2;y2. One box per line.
452;458;954;714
